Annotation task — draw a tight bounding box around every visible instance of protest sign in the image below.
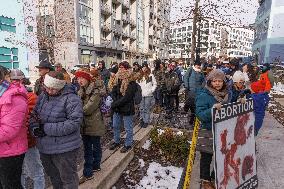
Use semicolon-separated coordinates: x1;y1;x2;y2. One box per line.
212;99;258;189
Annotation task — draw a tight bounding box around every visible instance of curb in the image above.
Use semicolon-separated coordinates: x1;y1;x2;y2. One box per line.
79;125;153;189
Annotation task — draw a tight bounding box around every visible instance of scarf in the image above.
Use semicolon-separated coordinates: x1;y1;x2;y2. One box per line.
205;84;229;104
114;69;132;96
0;80;10;97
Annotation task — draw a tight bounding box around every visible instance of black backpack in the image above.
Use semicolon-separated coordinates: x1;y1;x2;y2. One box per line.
134;82;142;105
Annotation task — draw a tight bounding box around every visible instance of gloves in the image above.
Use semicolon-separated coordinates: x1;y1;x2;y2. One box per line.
33;124;46;137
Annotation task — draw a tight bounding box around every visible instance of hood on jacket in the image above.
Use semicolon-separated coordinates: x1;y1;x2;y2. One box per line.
0;82;28;105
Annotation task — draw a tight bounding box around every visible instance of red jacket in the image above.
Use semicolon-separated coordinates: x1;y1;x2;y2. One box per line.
251;71;272;93
27;92;38;148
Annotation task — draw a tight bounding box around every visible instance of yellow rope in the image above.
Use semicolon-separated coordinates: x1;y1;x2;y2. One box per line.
183;118;201;189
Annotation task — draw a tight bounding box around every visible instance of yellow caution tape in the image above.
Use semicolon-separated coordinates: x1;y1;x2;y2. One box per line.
183;118;201;189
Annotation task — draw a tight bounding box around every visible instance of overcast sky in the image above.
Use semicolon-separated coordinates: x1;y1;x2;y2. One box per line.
170;0;259;26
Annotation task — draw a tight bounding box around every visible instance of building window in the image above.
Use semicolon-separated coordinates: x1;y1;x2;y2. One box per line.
187;26;192;31
182;27;186;31
0;47;19;69
178;28;181;32
27;26;33;32
0;16;16;33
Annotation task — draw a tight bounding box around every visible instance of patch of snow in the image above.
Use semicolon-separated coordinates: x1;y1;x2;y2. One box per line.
158;129;165;135
135;162;183;189
271;83;284;95
139;159;145;168
176;131;183;136
142;140;151;150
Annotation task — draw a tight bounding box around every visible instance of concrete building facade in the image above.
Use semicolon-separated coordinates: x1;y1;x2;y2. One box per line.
0;0;39;77
169;18;254;62
252;0;284;64
37;0;170;69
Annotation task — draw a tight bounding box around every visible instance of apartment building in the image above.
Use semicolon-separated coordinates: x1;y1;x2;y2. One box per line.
0;0;39;77
169;18;254;62
226;27;254;58
252;0;284;64
169;18;222;62
36;0;170;69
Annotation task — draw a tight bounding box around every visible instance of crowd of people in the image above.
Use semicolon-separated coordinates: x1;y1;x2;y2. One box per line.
0;57;273;189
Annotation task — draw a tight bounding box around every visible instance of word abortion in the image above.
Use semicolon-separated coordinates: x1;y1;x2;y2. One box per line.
213;99;254;123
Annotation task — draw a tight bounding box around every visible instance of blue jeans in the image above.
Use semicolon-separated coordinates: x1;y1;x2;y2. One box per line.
82;135;102;178
113;113;134;147
140;96;154;123
21;147;45;189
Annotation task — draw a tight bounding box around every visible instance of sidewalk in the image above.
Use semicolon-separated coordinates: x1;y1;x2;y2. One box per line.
257;112;284;189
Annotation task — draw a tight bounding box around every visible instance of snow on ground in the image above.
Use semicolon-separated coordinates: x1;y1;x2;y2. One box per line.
271;82;284;95
135;162;183;189
142;140;151;150
158;129;165;135
139;159;145;168
177;131;183;136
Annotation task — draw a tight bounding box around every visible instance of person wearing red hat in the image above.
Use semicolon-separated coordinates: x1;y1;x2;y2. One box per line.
75;69;106;184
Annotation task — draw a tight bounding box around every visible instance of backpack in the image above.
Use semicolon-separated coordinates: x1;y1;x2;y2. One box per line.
134;82;142;105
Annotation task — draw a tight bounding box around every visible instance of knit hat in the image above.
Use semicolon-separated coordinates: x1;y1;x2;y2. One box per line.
75;69;92;81
207;69;226;81
232;71;245;83
44;73;66;90
10;69;25;80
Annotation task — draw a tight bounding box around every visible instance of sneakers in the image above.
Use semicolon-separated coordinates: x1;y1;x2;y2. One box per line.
140;119;145;127
200;180;215;189
120;145;132;153
109;142;120;150
79;175;94;184
141;122;148;128
92;167;101;173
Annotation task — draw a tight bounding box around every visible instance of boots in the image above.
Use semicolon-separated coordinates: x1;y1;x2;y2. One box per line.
200;180;215;189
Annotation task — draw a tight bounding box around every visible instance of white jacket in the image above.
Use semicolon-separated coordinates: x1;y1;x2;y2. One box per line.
138;74;157;97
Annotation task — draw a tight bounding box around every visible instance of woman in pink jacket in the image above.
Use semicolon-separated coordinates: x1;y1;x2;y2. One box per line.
0;66;28;189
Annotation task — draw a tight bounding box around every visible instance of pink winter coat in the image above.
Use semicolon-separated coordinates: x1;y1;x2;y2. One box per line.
0;83;28;158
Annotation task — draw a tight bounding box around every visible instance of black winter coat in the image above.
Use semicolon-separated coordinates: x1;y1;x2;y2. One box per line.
111;80;137;116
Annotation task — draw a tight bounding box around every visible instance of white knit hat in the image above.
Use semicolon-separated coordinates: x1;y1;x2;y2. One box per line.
44;74;66;90
232;71;245;83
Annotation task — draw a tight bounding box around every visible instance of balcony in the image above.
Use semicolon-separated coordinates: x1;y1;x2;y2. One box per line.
122;15;130;24
122;44;129;51
122;30;130;38
130;32;136;40
149;17;154;25
122;0;130;9
112;0;122;4
101;38;111;48
102;23;111;32
101;4;112;15
130;18;136;27
113;24;122;34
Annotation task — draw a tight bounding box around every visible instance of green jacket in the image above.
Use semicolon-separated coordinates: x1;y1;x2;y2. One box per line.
78;82;105;136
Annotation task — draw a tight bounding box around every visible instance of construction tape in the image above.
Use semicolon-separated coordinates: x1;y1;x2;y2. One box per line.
182;118;201;189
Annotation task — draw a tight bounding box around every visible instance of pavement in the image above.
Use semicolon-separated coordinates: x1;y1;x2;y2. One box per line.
274;98;284;106
190;112;284;189
257;113;284;189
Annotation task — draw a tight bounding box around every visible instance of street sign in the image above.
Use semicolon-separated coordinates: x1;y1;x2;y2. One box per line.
212;99;258;189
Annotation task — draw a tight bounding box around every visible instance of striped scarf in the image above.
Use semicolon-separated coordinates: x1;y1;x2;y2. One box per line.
0;80;10;97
